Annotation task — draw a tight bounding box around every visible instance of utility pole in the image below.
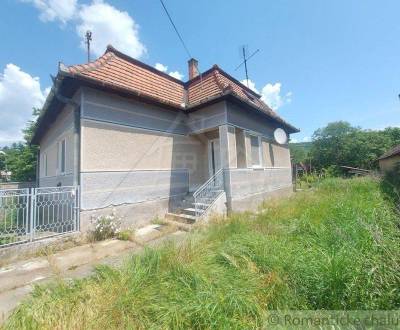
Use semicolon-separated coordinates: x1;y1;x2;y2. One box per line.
234;46;260;88
242;47;249;87
85;31;92;63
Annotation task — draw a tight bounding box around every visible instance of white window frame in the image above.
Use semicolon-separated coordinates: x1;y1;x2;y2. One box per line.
249;134;262;168
58;139;66;175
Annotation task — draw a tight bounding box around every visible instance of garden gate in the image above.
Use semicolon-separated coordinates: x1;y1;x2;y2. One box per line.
0;186;79;247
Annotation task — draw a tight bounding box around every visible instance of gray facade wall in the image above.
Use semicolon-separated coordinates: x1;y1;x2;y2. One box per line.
186;102;227;134
38;92;79;187
228;168;292;199
82;88;187;135
222;101;293;209
226;102;276;138
38;86;295;229
227;168;293;212
79;88;208;227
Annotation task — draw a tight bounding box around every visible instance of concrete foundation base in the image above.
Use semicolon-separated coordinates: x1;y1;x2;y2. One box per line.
230;186;293;212
202;192;227;222
79;196;183;232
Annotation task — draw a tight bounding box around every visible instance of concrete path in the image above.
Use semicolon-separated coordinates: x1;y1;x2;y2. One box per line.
0;225;186;324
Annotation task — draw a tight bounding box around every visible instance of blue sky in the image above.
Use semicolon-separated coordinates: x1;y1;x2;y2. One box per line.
0;0;399;145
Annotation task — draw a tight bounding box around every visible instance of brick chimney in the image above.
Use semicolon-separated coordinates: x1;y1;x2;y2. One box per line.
188;58;199;80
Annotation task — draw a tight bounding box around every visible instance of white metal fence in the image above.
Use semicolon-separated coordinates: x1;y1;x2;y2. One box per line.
0;186;79;248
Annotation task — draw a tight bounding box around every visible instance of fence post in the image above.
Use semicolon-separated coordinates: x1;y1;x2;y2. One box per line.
73;186;80;232
25;189;30;241
29;188;36;242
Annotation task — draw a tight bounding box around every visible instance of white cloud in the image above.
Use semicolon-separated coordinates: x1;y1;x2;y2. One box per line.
77;0;146;58
22;0;78;24
290;136;310;143
24;0;146;59
260;82;292;110
155;63;168;73
169;71;184;81
0;64;49;146
240;79;259;94
240;79;292;110
155;63;184;80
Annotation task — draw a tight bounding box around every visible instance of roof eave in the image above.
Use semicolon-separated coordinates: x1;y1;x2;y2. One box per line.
187;92;300;134
61;71;184;111
30;73;66;145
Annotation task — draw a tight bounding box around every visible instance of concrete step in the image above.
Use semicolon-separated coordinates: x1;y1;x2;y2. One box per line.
165;212;197;224
192;203;210;208
183;207;196;214
164;219;193;232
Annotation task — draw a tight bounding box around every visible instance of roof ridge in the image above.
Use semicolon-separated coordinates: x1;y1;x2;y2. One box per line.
105;45;185;85
63;52;115;74
212;70;229;92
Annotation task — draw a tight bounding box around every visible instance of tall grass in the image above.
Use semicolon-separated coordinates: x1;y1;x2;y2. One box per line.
5;177;400;329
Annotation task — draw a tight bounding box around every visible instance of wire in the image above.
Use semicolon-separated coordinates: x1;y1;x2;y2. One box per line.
159;0;192;59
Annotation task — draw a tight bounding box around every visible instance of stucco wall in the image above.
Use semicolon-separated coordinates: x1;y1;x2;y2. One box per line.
226;101;277;138
271;143;291;167
81;119;206;177
79;89;210;226
82;88;187;135
186;102;227;133
379;156;400;172
228;168;292;199
39;103;76;187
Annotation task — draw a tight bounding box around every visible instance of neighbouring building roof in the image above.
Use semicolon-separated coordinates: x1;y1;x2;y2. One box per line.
378;144;400;160
32;45;299;144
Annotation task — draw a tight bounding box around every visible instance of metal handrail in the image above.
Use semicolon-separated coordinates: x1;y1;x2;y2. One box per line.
193;169;224;218
193;169;223;198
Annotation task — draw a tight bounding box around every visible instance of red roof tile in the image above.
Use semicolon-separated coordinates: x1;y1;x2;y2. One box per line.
61;45;298;131
64;46;185;107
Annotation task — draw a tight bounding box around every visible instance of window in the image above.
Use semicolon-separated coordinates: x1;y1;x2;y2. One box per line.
250;135;261;167
58;139;66;175
43;153;48;177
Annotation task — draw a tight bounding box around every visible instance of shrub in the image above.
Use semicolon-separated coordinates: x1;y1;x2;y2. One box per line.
89;211;122;241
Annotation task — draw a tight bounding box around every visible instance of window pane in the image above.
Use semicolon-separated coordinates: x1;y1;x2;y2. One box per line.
250;136;260;166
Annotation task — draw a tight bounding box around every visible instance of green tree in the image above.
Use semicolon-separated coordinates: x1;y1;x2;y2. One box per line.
4;108;40;182
310;121;359;170
309;121;400;171
0;150;5;172
289;142;311;164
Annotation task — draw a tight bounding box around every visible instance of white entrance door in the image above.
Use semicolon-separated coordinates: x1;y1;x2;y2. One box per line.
208;139;221;177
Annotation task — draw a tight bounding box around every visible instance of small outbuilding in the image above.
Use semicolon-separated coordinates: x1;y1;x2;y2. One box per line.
378;145;400;172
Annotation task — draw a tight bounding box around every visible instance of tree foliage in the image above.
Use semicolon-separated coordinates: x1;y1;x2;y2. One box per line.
309;121;400;170
0;108;40;182
289;142;311;164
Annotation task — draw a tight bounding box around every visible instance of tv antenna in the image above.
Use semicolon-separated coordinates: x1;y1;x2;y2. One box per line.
85;30;92;63
234;46;260;88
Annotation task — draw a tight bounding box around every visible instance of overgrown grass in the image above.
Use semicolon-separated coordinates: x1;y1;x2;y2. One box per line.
5;177;400;329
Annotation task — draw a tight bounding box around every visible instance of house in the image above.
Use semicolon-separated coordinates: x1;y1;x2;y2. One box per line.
31;45;299;230
378;145;400;172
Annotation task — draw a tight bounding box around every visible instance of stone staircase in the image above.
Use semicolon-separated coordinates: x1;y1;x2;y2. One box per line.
166;169;225;225
165;192;203;224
